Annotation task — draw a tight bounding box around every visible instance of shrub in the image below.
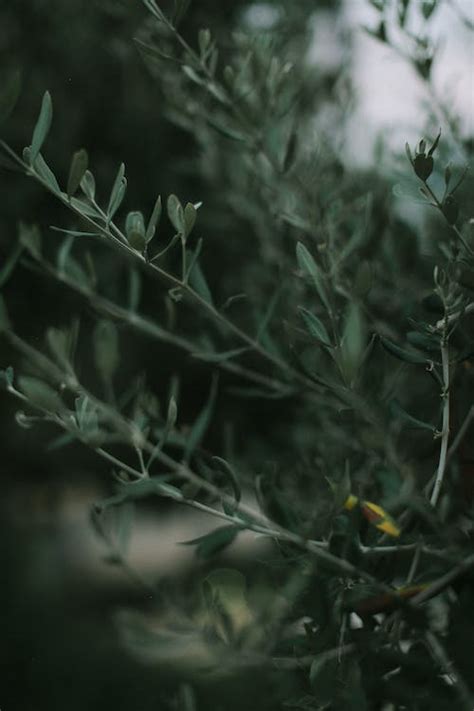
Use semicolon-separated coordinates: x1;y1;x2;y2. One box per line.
1;1;473;709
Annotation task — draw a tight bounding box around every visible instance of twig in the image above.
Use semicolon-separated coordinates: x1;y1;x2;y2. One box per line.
425;631;473;710
430;339;450;506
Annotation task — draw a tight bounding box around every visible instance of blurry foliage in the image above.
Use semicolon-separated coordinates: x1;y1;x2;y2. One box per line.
1;0;474;709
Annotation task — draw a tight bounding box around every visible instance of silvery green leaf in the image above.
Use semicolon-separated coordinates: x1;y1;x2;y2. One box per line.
67;149;89;199
30;91;52;163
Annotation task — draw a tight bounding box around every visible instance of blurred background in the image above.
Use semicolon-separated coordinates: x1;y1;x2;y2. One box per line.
0;1;472;709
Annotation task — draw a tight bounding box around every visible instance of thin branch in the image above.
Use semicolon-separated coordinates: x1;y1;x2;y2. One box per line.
426;630;473;710
430;339;450;506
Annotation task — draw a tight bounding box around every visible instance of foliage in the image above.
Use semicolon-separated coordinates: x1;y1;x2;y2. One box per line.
1;0;474;709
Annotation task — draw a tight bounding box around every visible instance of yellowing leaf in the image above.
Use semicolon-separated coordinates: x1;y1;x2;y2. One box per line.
343;495;401;537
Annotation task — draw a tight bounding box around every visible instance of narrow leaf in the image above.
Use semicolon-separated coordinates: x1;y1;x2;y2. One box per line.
167;194;185;234
180;525;238;559
34;153;60;193
0;241;23;288
298;307;331;346
93;319;119;383
146;194;162;243
379;335;427;365
107;163;127;220
67;149;89;199
0;68;21;125
184;376;218;462
296;242;331;313
18;375;63;411
30;91;53;163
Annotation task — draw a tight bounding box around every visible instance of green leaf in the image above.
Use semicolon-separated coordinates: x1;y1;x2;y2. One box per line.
128;268;141;312
46;327;72;370
389;399;436;432
329;461;352;509
125;211;146;251
115;503;134;557
80;170;96;201
379;334;428;365
71;196;101;218
184;376;218;462
0;365;14;388
353;260;372;296
212;455;241;508
0;241;23;288
296;242;331;313
30;91;53;163
188;259;213;305
180;525;238;559
198;28;212;56
205;116;246;142
184;202;197;237
298;307;331;346
18;375;63;412
67;149;89;199
146;194;162;243
182;65;205;86
93;319;119;383
340;302;366;380
167;194;185;234
34;153;60;193
283;128;298;173
0;294;11;332
0;68;21;125
107;163;127;220
192;346;250;363
19;223;42;259
167;395;178;430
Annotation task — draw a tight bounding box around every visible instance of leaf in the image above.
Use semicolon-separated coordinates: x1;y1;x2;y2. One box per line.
389;399;436;432
70;196;101;219
34;153;60;193
115;503;134;557
283;128;298;173
360;500;401;537
107;163;127;220
128;268;141;312
0;366;14;387
340;302;366;380
180;525;238;559
0;68;21;125
184;202;197;237
80;170;96;201
182;65;205;86
30;91;53;163
298;307;331;346
0;241;23;288
146;194;162;243
205;116;246;142
125;211;146;251
46;327;72;370
0;294;11;331
198;28;212;56
184;376;218;462
296;242;331;313
212;455;241;508
19;223;42;259
167;194;185;234
379;334;428;365
93;319;119;383
188;259;213;305
67;149;89;199
192;346;250;363
18;375;63;412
